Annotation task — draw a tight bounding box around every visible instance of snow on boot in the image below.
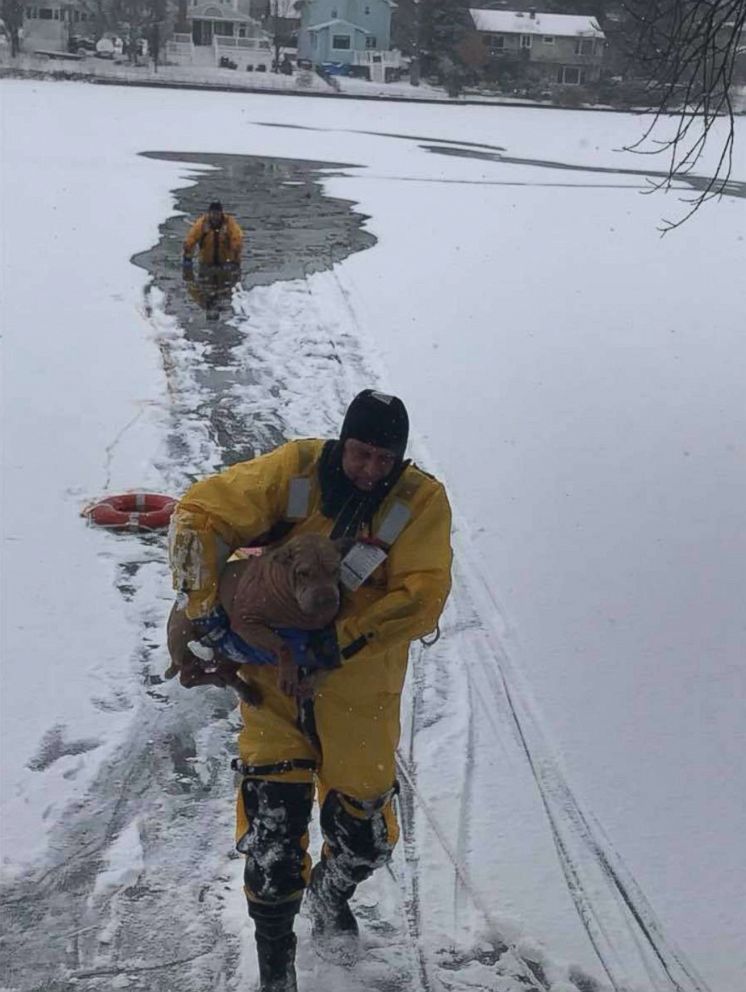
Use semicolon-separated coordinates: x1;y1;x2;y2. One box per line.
305;860;360;967
249;900;300;992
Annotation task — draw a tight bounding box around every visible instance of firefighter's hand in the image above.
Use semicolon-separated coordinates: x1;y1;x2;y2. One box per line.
178;651;228;689
165;602;224;688
165;602;194;678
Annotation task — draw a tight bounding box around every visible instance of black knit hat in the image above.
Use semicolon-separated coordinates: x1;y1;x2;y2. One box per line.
208;200;223;212
340;389;409;457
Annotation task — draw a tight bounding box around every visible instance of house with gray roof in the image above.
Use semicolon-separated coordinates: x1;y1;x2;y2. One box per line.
470;8;605;85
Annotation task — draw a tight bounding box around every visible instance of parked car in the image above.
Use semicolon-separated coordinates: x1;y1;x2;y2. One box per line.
95;36;123;59
320;61;351;77
68;35;96;55
219;55;237;69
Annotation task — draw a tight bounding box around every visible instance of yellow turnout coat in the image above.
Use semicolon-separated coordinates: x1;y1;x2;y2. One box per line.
183;212;243;266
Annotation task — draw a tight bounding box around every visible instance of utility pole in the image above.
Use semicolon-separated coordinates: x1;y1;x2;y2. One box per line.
410;0;421;85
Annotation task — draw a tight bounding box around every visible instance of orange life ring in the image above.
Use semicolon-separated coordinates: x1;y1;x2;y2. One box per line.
82;493;177;531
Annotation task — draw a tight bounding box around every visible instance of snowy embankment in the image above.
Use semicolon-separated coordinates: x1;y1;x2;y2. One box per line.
1;81;744;992
1;52;335;93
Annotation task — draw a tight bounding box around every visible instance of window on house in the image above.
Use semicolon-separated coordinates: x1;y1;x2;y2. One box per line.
332;34;351;49
365;35;377;48
574;38;594;55
364;4;370;13
53;8;60;18
488;34;504;54
39;8;54;19
558;65;586;84
542;35;554;45
331;7;337;17
520;34;532;49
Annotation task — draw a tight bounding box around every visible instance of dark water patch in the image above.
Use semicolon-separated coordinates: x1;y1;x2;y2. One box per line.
131;151;375;465
253;119;507;152
252;121;746;200
422;143;746;200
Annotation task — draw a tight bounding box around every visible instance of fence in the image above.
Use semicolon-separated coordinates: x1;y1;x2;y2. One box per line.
166;34;195;64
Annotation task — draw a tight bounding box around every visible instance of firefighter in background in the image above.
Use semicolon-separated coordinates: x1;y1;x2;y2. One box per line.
183;200;243;269
166;390;453;992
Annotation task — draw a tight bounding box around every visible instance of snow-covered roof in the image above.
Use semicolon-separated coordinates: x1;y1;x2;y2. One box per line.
469;9;604;38
192;3;256;21
296;0;395;7
307;17;369;33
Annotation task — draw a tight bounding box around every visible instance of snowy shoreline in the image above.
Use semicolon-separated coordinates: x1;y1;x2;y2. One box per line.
0;61;655;113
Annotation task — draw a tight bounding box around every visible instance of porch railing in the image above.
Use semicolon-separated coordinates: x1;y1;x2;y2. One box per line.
350;49;401;67
213;35;271;53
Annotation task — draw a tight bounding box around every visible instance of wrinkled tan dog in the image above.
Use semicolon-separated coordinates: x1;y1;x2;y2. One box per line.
166;533;343;704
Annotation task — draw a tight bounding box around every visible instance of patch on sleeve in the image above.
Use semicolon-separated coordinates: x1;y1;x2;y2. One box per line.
168;516;206;592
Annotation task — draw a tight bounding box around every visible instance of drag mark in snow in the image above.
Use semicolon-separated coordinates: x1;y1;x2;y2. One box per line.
396;754;550;992
456;553;713;992
101;407;147;491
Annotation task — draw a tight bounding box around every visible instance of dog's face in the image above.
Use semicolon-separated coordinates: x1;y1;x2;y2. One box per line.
272;534;343;619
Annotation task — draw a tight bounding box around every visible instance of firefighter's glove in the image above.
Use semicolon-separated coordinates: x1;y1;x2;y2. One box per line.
178;650;229;690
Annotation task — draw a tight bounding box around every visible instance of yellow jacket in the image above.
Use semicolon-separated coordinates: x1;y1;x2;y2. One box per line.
169;438;452;668
183;213;243;266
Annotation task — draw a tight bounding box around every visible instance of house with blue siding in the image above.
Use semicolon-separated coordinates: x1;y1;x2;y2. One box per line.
296;0;395;68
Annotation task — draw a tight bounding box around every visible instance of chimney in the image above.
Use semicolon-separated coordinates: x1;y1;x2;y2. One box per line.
529;7;536;18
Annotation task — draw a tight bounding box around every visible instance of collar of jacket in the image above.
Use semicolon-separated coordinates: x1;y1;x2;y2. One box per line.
317;439;409;539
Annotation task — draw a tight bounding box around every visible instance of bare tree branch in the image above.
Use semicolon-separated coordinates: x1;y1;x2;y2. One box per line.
622;0;745;231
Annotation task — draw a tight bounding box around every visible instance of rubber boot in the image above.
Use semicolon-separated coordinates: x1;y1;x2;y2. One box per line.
249;899;300;992
305;860;359;965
